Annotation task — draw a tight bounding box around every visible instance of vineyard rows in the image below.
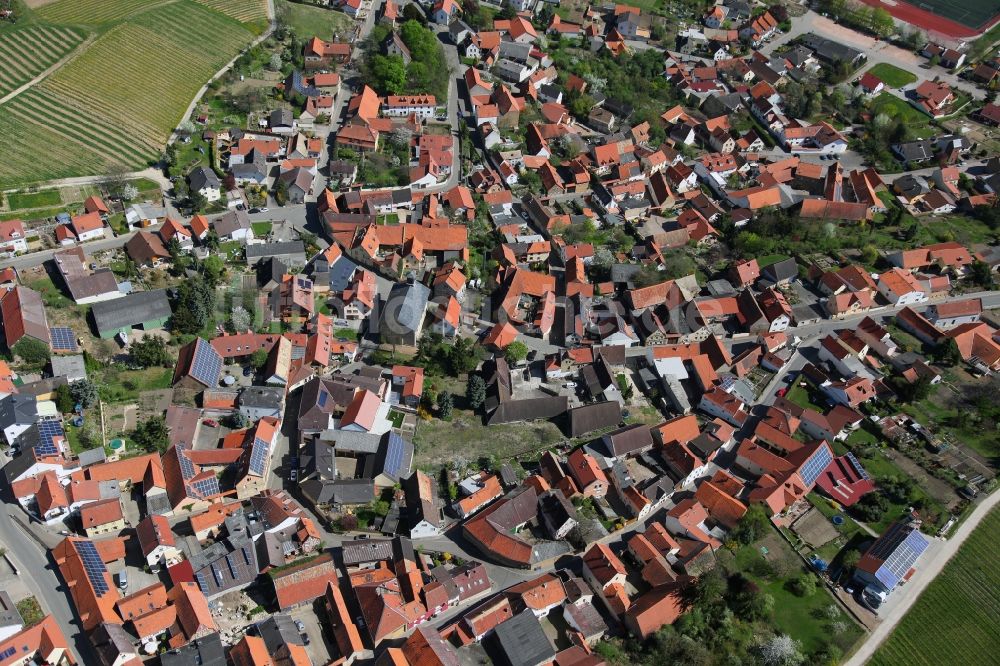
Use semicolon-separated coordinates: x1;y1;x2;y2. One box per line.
0;25;86;97
194;0;269;24
1;0;259;187
36;0;159;25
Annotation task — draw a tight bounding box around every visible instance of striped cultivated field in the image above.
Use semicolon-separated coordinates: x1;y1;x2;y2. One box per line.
869;506;1000;666
36;0;159;25
194;0;269;25
0;0;262;188
0;25;86;98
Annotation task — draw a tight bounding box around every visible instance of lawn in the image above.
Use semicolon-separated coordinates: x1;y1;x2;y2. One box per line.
903;396;1000;459
251;221;272;237
870;93;936;139
866;63;916;88
722;530;864;657
94;367;173;404
756;254;790;268
5;189;62;210
0;0;261;188
276;0;354;40
387;409;405;429
785;383;828;412
870;506;1000;666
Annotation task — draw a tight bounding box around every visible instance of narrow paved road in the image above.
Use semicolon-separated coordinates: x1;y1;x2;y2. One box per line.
0;503;94;664
845;492;1000;666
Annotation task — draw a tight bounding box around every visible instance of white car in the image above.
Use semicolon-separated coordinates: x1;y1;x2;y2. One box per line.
562;382;577;389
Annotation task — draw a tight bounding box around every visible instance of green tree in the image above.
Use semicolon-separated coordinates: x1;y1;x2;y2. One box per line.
202;255;226;286
969;260;995;289
130;335;172;368
729;503;771;545
504;340;529;364
789;573;818;597
467;374;487;409
171;276;216;334
11;337;50;366
371;54;407;94
841;549;861;570
934;338;963;367
250;348;269;369
870;7;894;37
438;390;454;420
132;415;170;453
55;384;74;414
70;379;99;408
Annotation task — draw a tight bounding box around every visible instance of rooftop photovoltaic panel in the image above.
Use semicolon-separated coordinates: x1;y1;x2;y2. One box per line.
176;445;196;480
195;571;208;594
846;452;871;482
248;437;269;477
190;339;222;387
384;433;406;476
192;477;220;498
35;419;65;457
49;327;78;352
75;540;110;596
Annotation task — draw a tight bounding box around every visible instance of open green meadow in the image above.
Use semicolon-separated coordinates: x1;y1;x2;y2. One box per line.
0;0;266;189
869;506;1000;666
865;63;916;88
276;0;353;41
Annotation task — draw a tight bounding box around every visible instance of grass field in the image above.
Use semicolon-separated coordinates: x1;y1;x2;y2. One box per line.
276;0;353;40
866;63;917;88
869;506;1000;666
5;189;62;209
0;0;264;189
0;25;87;98
871;93;936;139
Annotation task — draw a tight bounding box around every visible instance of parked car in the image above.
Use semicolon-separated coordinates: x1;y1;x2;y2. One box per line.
294;620;305;632
776;387;788;397
300;633;310;646
202;419;219;427
242;366;253;377
562;382;577;389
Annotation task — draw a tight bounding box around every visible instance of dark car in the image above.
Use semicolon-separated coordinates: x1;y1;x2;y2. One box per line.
243;367;253;376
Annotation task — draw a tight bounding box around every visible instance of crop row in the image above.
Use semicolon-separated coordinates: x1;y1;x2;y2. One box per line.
0;26;85;96
194;0;268;23
36;0;157;26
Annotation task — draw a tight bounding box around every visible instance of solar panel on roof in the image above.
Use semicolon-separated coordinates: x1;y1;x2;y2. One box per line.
190;340;222;387
212;565;223;586
384;434;405;476
195;571;209;593
248;437;269;477
0;647;15;660
318;390;329;407
75;540;110;596
35;419;65;457
176;446;196;480
192;477;220;498
49;327;78;352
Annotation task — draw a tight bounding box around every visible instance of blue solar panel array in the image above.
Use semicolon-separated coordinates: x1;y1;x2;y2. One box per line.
35;419;65;457
176;445;196;480
800;444;834;487
875;528;930;590
49;327;78;352
846;452;871;481
248;437;269;477
0;646;15;660
383;432;407;477
75;540;110;596
192;477;220;498
195;571;208;594
190;339;222;387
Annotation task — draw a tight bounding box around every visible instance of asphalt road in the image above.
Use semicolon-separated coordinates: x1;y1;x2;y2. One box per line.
0;503;94;663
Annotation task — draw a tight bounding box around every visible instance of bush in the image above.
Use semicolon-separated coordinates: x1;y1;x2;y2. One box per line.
789;573;818;597
11;337;50;365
